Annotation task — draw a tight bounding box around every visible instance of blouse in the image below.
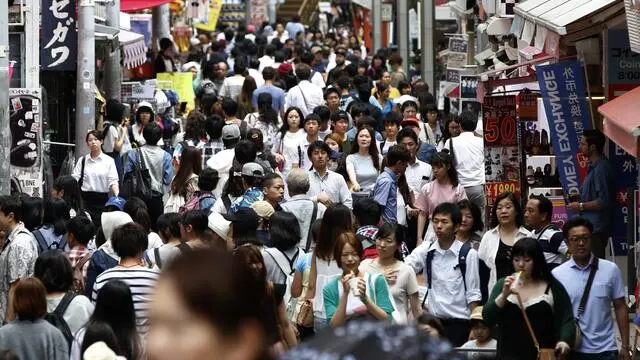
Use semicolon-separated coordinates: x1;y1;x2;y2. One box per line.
244;112;283;152
478;226;532;294
415;180;467;216
273;129;306;176
346;153;380;191
323;272;395;323
72;153;119;193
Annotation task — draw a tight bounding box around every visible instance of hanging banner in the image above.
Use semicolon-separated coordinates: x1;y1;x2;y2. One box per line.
156;73;196;112
482;95;518;147
610;143;636;255
9;89;43;197
41;0;77;71
536;61;590;201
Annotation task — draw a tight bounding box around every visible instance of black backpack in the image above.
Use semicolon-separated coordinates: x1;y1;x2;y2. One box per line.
44;292;75;350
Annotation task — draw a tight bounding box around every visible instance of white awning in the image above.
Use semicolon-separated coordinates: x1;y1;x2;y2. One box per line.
95;24;147;69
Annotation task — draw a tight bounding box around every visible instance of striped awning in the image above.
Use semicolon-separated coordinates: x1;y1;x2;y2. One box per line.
95;24;147;69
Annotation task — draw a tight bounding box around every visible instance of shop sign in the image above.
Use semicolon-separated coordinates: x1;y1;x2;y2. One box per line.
121;82;156;103
549;196;569;229
41;0;77;71
381;3;393;21
536;61;591;203
610;143;636;256
607;29;640;85
447;38;468;69
482;95;517;147
446;69;460;83
9;89;43;197
517;92;537;122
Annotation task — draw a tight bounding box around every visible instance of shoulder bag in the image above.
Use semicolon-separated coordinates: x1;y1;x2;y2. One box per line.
573;257;599;348
516;292;556;360
121;148;153;201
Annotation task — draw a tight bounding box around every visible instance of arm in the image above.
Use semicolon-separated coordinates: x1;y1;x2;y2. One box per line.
409;292;423;319
614;298;630;356
291;260;304;298
278;302;298;347
163;152;174;186
324;280;346;327
404;242;428;274
417;213;427;246
345;156;359;191
365;275;394;320
72;156;83;181
107;158;119;196
114;125;128;153
482;277;507;327
125;151;136;174
372;177;391;208
551;279;577;350
465;250;483;309
304;254;317;300
338;178;353;209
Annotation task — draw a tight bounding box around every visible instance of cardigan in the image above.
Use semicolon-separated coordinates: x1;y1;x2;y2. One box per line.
323;272;395;322
478;225;532;294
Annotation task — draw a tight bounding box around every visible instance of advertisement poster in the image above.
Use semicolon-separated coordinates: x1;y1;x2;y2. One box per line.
447;38;468;69
250;0;268;27
41;0;77;71
460;75;478;99
483;95;518;147
518;92;538;122
9;89;43;197
156;73;196;112
549;196;569;229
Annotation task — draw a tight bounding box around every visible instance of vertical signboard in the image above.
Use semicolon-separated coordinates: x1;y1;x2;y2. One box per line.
9;89;43;197
41;0;77;71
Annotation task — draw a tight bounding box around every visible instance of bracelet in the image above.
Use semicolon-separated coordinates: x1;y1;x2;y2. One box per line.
579;202;584;212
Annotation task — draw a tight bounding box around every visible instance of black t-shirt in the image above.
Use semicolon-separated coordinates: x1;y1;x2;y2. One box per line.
495;240;514;280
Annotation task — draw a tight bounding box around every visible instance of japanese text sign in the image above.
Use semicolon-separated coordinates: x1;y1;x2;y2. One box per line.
536;61;591;202
41;0;77;71
482;95;518;147
607;29;640;85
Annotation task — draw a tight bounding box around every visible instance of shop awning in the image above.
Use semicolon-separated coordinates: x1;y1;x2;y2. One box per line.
121;0;173;12
599;86;640;157
95;24;147;69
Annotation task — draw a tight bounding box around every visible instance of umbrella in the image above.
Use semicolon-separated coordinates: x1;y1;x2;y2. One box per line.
281;321;464;360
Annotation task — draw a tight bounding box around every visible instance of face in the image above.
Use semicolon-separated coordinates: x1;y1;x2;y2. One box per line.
432;163;449;181
426;111;438;124
340;243;360;273
325;139;339;152
402;106;417;119
311;149;328;168
357;66;367;75
524;199;545;229
333;119;348;135
276;24;284;34
419;325;441;338
336;54;346;66
190;67;198;80
496;198;517;226
139;111;152;125
472;323;491;342
448;121;461;137
513;253;534;277
304;120;319;136
215;63;227;79
385;123;399;139
400;86;412;95
579;136;590;156
382;72;392;85
356;129;372;149
86;134;103;152
287;111;301;129
432;213;457;242
376;233;397;260
459;208;474;233
373;58;383;68
263;178;285;203
400;136;417;160
566;226;592;260
0;210;13;232
327;93;340;109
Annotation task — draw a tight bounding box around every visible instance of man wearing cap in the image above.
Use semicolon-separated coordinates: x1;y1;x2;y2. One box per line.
399;119;437;164
285;64;324;117
228;163;265;215
207;124;241;197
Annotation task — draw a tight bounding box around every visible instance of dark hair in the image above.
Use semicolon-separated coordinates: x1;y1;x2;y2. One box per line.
349;102;369;119
316;204;353;261
376;222;403;260
240;76;258;103
171;146;202;196
307;140;331;159
512;237;552;282
416;313;445;336
198;168;220;192
457;199;484;233
86;130;104;142
247;128;266;153
388;53;403;66
280;107;305;138
90;280;141;360
111;223;148;258
431;152;459;187
303;114;321;128
206;115;225;140
184;111;208;141
350;125;380;172
396;127;418;144
562;216;594;239
295;64;311;81
375;82;389;99
269;211;301;251
235;140;258;164
224;165;245;198
257;93;278;127
181;210;209;236
66;216;95;246
123;197;152;232
353;198;382;227
156;213;182;241
331;110;350;124
221;97;239;118
334;232;363;268
397;80;411;93
383;112;402;127
440;114;460;144
0;350;19;360
34;250;74;293
41;197;70;236
432;202;462;226
105;98;124;123
312;105;331;123
12;278;48;321
142;122;163;146
401;100;418;113
21;196;42;231
583;129;606;154
324;87;340;100
387;144;410;166
53;175;85;214
458;111;478;132
81;321;122;358
0;195;26;224
530;195;553;222
337;76;351;91
262;172;282;188
233;58;247;76
262;66;276;80
490;192;524;228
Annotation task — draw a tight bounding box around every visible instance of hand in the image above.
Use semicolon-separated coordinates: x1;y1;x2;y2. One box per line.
619;348;632;360
350;182;361;192
406;207;420;217
341;273;355;293
356;278;367;301
555;342;571;359
317;193;333;207
275;153;285;164
567;202;581;212
502;275;516;297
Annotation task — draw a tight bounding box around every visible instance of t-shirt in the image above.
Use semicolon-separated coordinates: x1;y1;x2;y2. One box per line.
358;259;419;324
346;153;380;191
144;243;181;269
263;247;304;285
46;294;94;335
460;339;497;359
252;85;286;113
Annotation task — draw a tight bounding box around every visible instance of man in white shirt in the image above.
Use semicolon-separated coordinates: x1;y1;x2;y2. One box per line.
444;111;485;223
285;64;324;117
281;169;326;250
219;59;247;100
258;45;276;72
247;58;265;88
405;202;481;347
524;195;568;270
207;124;241;197
306;141;352;209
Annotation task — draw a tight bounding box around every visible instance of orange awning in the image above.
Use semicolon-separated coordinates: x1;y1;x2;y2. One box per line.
598;85;640;158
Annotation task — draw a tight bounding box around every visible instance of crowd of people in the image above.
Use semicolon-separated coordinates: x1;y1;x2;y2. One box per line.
0;12;628;360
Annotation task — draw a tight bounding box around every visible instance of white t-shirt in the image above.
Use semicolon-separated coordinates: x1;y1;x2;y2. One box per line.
46;294;94;335
460;338;497;359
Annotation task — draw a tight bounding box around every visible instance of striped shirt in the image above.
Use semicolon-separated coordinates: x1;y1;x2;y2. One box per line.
91;267;160;336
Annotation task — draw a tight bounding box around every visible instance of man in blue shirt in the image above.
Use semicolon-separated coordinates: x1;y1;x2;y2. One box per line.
552;217;630;360
567;130;614;258
251;67;285;117
373;145;409;223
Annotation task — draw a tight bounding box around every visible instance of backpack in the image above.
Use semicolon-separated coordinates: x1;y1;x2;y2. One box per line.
33;229;68;254
179;191;215;215
44;292;75;350
121;148;153;201
422;242;472;307
72;252;93;295
264;247;303;321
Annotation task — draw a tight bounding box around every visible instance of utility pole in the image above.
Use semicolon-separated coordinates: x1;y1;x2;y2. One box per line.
372;0;382;53
421;0;435;92
0;0;10;195
75;0;96;158
105;0;121;101
152;4;171;54
397;0;410;75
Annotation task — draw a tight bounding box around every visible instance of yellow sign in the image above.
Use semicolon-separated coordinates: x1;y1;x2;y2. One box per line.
195;0;223;32
156;72;195;112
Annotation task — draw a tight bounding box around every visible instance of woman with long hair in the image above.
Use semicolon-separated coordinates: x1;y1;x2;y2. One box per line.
147;249;277;360
244;93;282;153
305;204;353;333
164;146;202;213
358;223;422;324
237;76;257;120
457;199;484;250
71;280;142;360
346;125;380;194
369;82;393;116
247;129;277;172
479;192;531;296
173;111;208;166
51;175;87;219
324;133;344;172
323;232;394;327
415;152;467;246
21;196;43;231
272;107;306;177
436;114;462;151
33;198;70;251
483;238;574;360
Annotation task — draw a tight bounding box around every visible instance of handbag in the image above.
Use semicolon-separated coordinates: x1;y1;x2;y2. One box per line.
296;299;314;328
574;257;599;347
121;148;153;201
516;292;556;360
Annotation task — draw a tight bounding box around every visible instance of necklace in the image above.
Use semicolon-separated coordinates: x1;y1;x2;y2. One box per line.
117;261;142;268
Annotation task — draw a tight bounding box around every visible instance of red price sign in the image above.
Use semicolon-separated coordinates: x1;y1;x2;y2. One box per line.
483;96;518;147
485;181;521;208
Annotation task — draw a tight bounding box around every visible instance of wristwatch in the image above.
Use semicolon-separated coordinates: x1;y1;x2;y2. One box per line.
579;202;584;212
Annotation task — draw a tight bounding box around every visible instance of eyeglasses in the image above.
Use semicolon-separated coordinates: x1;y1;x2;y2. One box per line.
568;235;590;243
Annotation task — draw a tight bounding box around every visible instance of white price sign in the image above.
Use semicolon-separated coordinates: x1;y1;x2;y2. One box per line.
381;3;393;22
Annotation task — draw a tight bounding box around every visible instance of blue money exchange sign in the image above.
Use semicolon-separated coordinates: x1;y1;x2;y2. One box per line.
536;61;592;203
41;0;77;71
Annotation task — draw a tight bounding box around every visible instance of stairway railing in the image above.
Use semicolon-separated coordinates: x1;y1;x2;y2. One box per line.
299;0;319;25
